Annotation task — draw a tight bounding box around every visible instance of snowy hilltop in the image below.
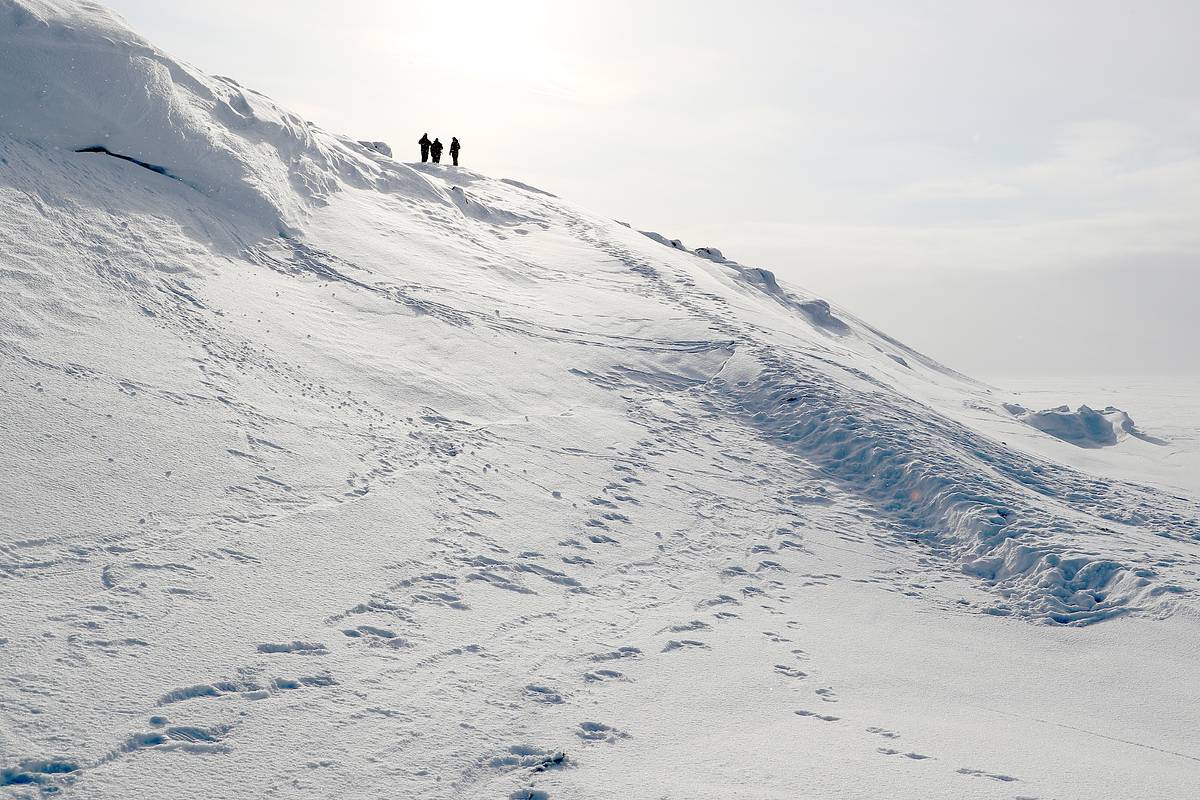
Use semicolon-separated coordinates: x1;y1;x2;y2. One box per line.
2;2;1198;798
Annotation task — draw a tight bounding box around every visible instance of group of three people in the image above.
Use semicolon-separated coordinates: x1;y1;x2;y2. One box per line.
418;133;461;166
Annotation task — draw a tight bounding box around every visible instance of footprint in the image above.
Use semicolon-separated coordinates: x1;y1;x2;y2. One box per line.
877;748;931;760
343;626;411;649
576;721;629;744
957;767;1018;782
158;682;241;705
795;709;840;722
866;726;900;739
524;684;565;704
0;759;80;790
255;641;328;655
489;745;567;772
273;674;337;690
662;639;709;652
116;724;232;757
515;563;582;588
510;789;550;800
815;687;839;702
773;664;807;679
659;620;710;633
583;669;623;683
415;591;470;610
590;646;641;662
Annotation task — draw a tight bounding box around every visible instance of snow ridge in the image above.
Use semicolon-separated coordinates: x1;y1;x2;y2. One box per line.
639;229;971;380
598;228;1198;624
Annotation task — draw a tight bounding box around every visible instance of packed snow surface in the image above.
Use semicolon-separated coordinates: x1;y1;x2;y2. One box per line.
1;2;1198;798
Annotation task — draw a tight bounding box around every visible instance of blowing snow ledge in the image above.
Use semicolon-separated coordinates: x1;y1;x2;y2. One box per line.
1004;403;1168;448
75;145;180;181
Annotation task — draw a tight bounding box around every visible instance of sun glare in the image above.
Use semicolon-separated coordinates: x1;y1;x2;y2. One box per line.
374;0;569;92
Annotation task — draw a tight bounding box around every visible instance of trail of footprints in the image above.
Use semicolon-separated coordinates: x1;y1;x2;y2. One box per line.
763;616;1028;793
5;212;1068;800
501;605;1031;800
341;396;1035;798
4;665;341;793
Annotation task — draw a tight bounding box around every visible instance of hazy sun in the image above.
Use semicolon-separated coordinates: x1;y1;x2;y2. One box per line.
380;0;568;89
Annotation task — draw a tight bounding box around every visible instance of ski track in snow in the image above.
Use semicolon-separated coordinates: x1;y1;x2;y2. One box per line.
1;3;1198;798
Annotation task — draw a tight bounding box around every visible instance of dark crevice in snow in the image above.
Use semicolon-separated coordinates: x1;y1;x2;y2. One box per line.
75;146;181;181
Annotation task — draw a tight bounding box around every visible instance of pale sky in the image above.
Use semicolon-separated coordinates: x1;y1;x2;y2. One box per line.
104;0;1200;377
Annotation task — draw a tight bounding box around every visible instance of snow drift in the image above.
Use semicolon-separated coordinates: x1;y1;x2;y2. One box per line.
2;2;1199;798
1004;403;1167;448
0;0;434;235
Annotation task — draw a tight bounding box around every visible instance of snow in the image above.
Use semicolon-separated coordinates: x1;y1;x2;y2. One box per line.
2;2;1198;798
994;375;1200;494
0;0;430;235
1004;403;1166;449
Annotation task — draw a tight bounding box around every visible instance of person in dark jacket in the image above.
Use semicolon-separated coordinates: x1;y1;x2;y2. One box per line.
418;133;431;163
431;137;444;164
449;137;461;166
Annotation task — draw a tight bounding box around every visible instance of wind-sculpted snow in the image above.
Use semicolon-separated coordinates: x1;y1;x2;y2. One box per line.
642;229;969;379
585;226;1198;625
729;364;1190;624
0;0;447;235
1004;403;1167;448
3;3;1199;798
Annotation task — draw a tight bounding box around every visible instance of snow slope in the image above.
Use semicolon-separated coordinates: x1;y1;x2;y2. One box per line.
1;2;1198;798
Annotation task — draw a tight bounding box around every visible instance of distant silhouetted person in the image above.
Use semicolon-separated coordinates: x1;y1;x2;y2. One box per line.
449;137;461;166
418;133;431;163
431;137;444;164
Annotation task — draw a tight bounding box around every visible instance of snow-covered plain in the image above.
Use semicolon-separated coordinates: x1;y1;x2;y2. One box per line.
1;2;1198;797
